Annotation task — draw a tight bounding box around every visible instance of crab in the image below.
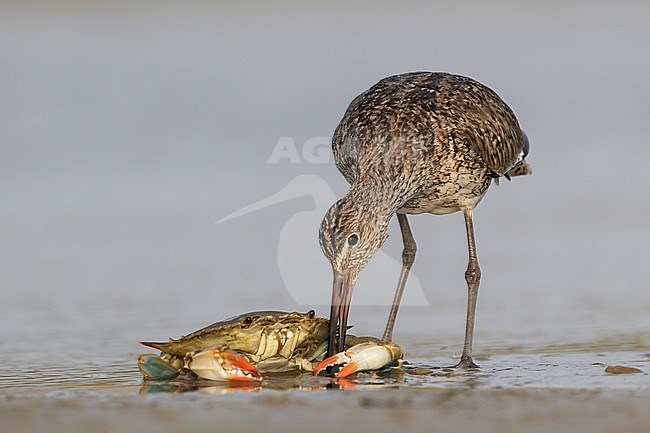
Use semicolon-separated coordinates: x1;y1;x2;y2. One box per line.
313;340;404;378
184;345;262;382
138;310;328;381
138;345;262;382
137;310;404;382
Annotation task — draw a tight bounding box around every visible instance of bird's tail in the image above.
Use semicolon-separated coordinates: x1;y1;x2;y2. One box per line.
507;130;532;178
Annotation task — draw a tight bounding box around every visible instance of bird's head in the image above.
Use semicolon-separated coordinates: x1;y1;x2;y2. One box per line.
319;195;390;356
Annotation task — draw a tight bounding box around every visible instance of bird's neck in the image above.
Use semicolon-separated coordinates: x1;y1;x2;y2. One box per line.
346;177;416;221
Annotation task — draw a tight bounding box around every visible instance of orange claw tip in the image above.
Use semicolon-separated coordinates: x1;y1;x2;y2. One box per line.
220;350;261;380
335;362;360;378
336;362;359;378
312;354;345;376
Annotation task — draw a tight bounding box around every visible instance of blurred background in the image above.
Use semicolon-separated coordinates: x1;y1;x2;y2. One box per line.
1;1;649;364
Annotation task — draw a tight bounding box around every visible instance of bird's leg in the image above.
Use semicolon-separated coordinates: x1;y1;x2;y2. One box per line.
457;208;480;369
382;213;417;342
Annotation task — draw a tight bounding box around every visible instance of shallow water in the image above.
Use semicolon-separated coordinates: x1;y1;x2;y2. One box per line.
140;350;650;393
2;335;648;398
1;285;649;398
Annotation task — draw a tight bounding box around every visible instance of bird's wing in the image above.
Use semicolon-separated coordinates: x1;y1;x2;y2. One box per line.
332;73;529;181
444;75;527;176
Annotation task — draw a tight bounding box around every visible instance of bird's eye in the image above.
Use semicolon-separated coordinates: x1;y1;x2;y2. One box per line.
243;316;253;325
347;233;359;247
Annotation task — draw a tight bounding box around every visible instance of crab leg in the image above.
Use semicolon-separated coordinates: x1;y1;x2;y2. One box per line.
313;341;403;378
185;345;262;382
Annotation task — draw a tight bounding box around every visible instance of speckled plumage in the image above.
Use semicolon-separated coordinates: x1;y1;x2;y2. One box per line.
333;72;528;213
320;72;531;364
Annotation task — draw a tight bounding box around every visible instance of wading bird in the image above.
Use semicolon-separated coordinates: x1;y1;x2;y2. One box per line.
319;72;531;367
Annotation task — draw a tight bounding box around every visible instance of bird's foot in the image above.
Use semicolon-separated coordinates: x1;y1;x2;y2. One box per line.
453;354;480;369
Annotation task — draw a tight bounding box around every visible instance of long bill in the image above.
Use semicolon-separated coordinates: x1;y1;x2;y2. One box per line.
327;269;356;357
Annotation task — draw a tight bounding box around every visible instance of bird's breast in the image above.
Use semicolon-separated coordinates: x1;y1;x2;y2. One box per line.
398;166;493;215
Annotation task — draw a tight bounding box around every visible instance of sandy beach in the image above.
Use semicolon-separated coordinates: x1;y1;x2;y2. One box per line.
3;388;649;433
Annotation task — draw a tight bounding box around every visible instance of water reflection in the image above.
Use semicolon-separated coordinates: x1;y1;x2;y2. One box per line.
134;351;650;394
137;368;418;394
138;378;322;394
2;351;648;398
139;381;262;394
136;364;490;394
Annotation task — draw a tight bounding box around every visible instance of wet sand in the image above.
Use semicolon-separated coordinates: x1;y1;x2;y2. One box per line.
3;388;649;433
2;348;649;433
2;350;649;433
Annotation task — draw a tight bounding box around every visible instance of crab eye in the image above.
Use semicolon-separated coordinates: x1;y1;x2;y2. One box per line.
347;233;359;247
307;309;315;319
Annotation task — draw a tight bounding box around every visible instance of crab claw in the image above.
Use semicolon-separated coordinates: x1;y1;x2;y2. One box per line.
313;341;403;378
137;354;181;381
185;345;262;382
